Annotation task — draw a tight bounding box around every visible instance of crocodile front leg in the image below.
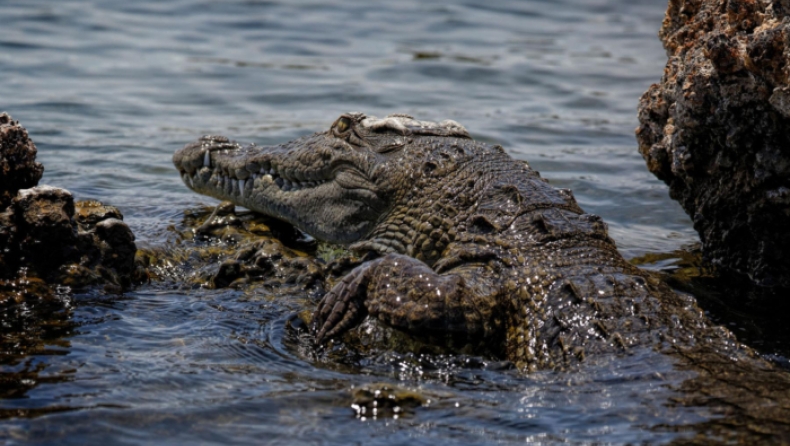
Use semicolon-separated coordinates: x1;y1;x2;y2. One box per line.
313;253;502;344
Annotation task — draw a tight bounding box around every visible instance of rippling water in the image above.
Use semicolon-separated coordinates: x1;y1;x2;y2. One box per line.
0;0;742;444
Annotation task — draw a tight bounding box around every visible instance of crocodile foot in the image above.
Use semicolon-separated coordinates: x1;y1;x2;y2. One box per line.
313;259;378;344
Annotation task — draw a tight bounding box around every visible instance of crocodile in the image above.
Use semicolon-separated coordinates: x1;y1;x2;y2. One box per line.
172;111;746;372
173;112;790;439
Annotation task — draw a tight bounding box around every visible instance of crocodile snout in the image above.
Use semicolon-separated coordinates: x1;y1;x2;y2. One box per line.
173;135;233;175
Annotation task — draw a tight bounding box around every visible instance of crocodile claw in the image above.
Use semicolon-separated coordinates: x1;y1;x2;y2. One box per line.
312;263;372;344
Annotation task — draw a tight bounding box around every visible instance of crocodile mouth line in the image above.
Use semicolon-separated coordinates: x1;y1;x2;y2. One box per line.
178;149;333;198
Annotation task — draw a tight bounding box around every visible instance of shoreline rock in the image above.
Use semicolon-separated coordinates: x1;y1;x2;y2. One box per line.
636;0;790;287
0;113;43;209
0;113;138;306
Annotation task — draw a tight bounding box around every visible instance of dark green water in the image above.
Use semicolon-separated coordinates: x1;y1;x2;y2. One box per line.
2;1;775;444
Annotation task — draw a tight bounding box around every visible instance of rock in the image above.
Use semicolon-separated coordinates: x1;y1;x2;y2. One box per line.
13;186;79;273
93;217;137;282
350;383;427;419
636;0;790;287
0;113;43;209
74;199;123;227
0;113;138;294
0;186;137;289
0;113;142;361
140;202;333;291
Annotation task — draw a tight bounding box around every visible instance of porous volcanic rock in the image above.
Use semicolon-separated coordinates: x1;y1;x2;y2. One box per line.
0;113;43;209
0;113;138;302
637;0;790;287
137;201;335;291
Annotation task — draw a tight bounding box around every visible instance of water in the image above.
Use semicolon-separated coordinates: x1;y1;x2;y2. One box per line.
0;0;751;444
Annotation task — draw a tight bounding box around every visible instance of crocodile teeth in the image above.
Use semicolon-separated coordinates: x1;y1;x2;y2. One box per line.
239;179;246;197
203;151;210;167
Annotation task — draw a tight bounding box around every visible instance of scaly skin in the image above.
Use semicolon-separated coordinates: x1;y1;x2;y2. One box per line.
172;112;721;371
174;112;790;439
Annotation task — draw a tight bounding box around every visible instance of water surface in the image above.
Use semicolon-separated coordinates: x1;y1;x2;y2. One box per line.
0;1;751;444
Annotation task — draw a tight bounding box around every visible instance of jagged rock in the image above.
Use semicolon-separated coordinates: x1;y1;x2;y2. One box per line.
0;113;138;298
0;186;137;290
637;0;790;287
12;186;80;273
0;113;140;362
0;113;43;209
138;202;338;292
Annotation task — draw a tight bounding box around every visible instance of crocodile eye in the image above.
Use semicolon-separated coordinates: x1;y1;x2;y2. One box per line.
335;117;351;133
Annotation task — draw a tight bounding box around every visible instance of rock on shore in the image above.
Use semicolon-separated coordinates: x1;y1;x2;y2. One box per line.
637;0;790;287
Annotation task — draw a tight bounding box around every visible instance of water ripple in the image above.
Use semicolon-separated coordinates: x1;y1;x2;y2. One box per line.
0;0;710;444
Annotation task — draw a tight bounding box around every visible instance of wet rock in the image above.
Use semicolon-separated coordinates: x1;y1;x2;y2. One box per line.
139;202;345;293
0;275;74;366
13;186;79;273
0;186;137;290
0;113;138;299
92;217;137;283
350;383;427;419
74;199;123;227
0;113;139;365
636;0;790;287
0;113;43;209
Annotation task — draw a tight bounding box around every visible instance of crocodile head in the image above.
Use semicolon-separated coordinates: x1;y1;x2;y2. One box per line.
173;112;471;244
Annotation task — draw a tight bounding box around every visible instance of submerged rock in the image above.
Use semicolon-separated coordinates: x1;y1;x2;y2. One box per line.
350;383;427;419
636;0;790;287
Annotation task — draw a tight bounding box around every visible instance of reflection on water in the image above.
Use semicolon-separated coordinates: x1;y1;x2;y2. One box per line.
1;0;786;444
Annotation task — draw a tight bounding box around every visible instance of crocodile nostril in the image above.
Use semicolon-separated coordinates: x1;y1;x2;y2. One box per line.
423;161;437;174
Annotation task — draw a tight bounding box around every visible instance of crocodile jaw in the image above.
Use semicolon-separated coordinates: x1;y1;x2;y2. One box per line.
173;134;385;244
